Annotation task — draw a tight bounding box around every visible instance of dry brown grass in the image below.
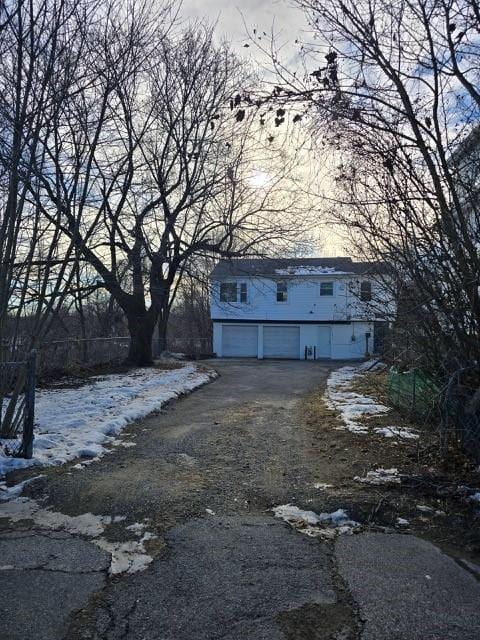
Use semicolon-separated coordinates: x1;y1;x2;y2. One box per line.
301;388;338;430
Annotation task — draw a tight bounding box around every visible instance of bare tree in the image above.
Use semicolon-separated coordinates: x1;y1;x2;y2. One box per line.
250;0;480;381
0;0;99;437
28;5;309;366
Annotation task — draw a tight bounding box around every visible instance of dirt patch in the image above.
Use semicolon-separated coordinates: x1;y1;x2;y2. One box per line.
300;371;480;561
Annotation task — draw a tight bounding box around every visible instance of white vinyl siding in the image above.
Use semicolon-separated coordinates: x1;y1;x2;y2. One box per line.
221;325;258;357
263;326;300;359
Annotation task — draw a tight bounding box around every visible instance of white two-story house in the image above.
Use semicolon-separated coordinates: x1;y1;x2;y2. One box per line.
210;258;393;359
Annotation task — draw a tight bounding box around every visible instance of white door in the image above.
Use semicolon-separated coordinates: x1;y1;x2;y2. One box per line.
263;326;300;359
222;325;258;357
317;326;331;358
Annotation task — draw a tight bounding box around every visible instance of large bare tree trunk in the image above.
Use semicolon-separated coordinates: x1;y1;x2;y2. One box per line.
125;312;157;366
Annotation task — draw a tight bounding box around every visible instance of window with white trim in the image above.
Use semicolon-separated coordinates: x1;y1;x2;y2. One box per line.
276;281;288;302
360;281;372;302
219;282;248;303
220;282;238;302
240;282;248;303
320;281;334;296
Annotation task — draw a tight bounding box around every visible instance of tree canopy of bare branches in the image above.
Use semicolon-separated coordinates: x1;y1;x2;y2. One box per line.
1;0;311;368
256;0;480;378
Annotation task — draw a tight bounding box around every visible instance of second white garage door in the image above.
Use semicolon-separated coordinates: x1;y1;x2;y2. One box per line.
222;325;258;357
263;326;300;359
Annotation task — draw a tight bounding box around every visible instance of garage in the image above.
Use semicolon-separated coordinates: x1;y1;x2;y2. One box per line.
221;324;258;357
263;325;300;359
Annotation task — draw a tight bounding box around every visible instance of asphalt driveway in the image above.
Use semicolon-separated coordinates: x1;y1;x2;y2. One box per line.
1;359;480;640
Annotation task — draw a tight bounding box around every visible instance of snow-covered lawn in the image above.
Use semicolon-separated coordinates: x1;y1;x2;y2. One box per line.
0;362;215;480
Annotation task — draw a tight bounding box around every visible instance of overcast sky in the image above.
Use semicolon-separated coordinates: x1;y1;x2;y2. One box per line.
180;0;304;39
180;0;308;65
179;0;345;256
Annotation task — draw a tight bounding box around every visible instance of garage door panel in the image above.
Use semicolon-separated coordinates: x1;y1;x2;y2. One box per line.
222;325;258;357
263;326;300;359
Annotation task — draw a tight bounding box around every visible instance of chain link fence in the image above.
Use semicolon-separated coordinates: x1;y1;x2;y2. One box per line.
0;351;36;459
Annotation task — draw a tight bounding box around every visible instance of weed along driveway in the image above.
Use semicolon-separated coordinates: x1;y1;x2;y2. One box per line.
2;360;480;640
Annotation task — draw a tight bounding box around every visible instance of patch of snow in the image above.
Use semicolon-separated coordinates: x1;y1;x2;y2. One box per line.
0;475;45;501
272;504;360;539
0;496;156;575
417;504;435;514
125;522;146;535
374;426;419;440
274;266;351;276
325;364;389;435
354;468;402;485
396;517;410;527
312;483;333;490
0;363;215;479
0;497;109;536
94;533;157;575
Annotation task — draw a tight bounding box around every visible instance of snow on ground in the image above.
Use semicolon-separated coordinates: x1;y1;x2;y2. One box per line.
0;362;215;479
374;426;419;440
273;504;360;539
396;517;410;527
325;362;417;441
312;482;333;490
354;468;402;485
0;496;156;574
325;363;390;434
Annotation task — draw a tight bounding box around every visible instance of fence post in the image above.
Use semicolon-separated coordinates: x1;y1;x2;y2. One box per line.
22;350;37;459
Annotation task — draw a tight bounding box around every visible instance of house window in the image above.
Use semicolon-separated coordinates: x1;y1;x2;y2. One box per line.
360;281;372;302
240;282;247;303
220;282;238;302
320;282;334;296
277;281;288;302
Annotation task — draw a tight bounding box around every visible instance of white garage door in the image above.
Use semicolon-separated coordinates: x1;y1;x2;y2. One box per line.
263;326;300;359
222;325;258;357
317;326;331;358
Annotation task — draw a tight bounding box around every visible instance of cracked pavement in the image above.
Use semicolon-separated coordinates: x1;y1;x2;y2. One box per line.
1;360;480;640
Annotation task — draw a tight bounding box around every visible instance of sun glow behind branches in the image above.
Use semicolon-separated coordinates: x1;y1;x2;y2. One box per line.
248;169;274;189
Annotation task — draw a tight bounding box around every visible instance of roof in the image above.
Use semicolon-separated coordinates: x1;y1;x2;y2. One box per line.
211;257;387;278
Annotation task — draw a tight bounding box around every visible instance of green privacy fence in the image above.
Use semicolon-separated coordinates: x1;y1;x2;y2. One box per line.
388;366;480;459
387;367;441;418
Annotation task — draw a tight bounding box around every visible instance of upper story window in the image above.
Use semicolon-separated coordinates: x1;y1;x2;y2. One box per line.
276;281;288;302
220;282;237;303
220;282;248;303
240;282;247;303
320;281;334;296
360;280;372;302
